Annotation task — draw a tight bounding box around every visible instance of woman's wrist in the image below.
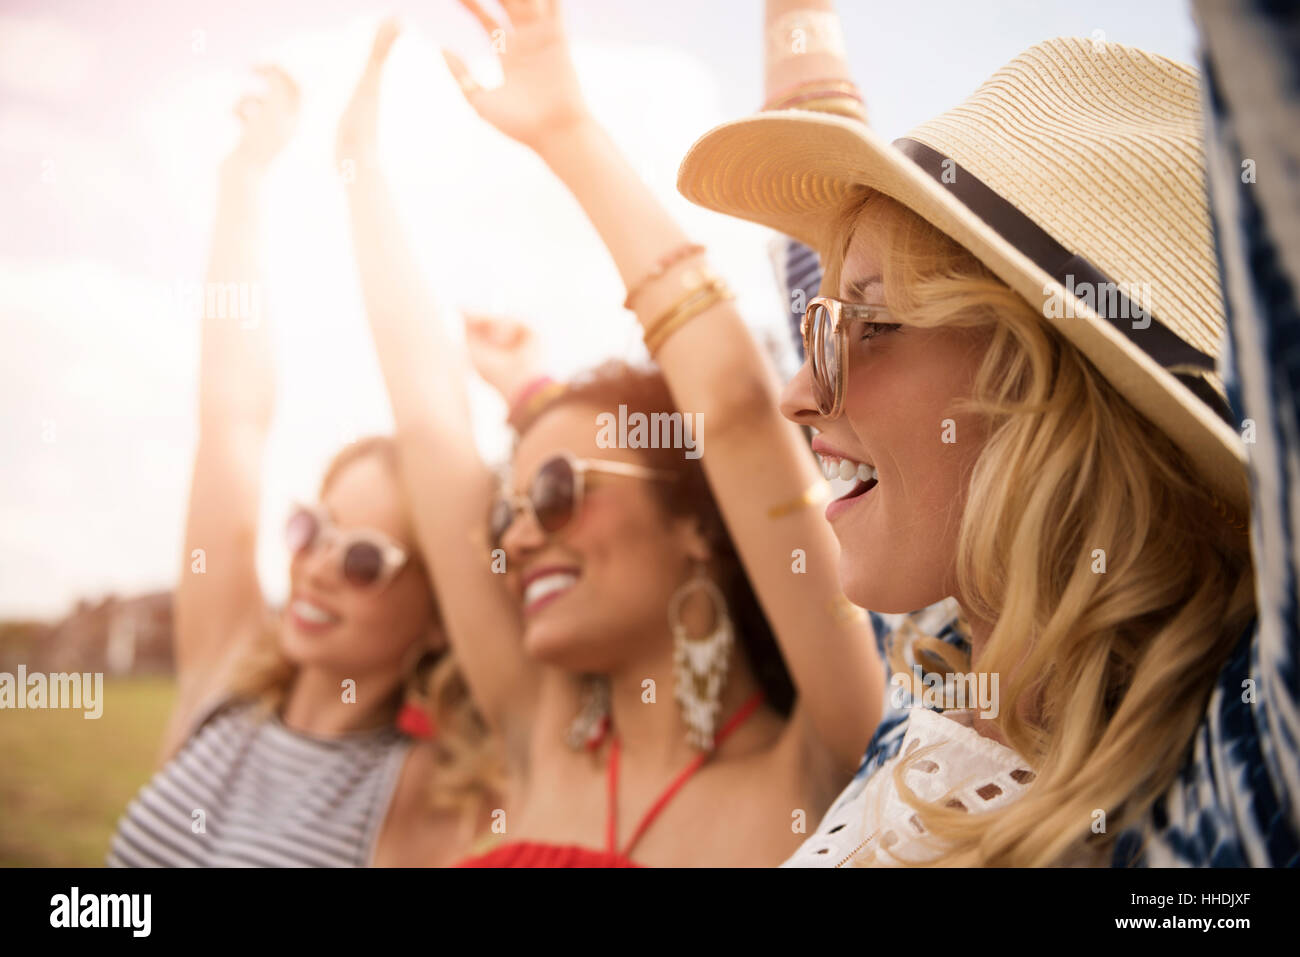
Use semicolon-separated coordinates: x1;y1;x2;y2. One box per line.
339;149;385;192
506;375;555;410
218;155;268;195
506;375;565;432
762;1;857;109
534;109;602;170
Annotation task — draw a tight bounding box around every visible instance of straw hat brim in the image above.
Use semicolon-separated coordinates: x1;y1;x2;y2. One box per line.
677;110;1249;514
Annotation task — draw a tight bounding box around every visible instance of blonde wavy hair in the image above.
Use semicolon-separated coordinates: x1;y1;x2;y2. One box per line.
225;436;502;834
821;189;1257;866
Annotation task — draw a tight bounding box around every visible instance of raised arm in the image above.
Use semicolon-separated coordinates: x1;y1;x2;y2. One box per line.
763;0;864;362
163;67;298;760
337;22;534;736
441;0;881;772
762;0;865;121
1191;0;1300;859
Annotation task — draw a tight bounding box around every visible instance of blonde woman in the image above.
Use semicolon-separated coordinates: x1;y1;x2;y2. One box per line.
678;27;1298;866
108;62;496;868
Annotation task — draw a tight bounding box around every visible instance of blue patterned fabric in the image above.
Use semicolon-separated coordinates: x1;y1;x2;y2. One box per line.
852;600;971;786
1118;0;1300;867
775;236;823;363
780;4;1300;865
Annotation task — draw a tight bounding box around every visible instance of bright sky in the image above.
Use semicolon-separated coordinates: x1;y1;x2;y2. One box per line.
0;1;1199;619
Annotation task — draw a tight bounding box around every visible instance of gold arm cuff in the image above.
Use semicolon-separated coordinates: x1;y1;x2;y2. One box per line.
641;272;722;337
643;280;733;356
767;480;831;519
789;96;867;121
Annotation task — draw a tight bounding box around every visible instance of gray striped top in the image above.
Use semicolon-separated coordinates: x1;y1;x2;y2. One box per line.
107;697;411;867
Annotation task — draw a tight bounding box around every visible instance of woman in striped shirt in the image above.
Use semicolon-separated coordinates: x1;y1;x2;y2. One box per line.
109;50;497;868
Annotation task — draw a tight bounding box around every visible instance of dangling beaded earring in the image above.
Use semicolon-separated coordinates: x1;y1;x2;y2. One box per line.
566;674;611;752
669;566;734;751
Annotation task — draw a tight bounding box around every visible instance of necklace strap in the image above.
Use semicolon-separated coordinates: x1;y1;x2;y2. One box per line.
605;689;766;858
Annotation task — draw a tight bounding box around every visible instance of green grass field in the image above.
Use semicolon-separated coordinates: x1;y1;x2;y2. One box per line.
0;676;177;866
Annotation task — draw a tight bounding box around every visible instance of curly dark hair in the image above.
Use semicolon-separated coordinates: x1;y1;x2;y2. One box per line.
516;359;797;716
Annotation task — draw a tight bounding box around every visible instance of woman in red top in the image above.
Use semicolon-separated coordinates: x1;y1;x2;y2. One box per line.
340;4;882;866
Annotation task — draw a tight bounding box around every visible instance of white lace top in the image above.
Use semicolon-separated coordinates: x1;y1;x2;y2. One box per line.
784;707;1034;867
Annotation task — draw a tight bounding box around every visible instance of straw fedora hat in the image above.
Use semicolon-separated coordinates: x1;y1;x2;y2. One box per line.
678;37;1250;518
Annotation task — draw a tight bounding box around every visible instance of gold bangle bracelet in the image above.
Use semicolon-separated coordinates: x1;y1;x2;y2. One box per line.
783;96;867;121
764;78;861;109
765;86;864;112
641;269;719;318
645;287;729;356
640;275;724;342
624;243;706;311
644;283;733;356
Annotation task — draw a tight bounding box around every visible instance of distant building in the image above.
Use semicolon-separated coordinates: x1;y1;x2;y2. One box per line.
4;592;175;676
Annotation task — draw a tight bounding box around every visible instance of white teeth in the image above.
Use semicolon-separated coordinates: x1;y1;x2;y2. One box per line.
817;453;876;484
524;572;579;607
292;599;339;625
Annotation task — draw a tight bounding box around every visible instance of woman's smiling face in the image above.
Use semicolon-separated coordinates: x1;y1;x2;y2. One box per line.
499;401;704;674
780;206;992;614
282;452;439;674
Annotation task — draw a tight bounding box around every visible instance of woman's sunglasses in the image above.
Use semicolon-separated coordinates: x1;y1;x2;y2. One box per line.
285;503;410;589
801;295;897;418
489;451;677;550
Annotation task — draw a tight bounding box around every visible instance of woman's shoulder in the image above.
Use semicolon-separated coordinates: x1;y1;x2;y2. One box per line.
155;681;263;767
373;738;505;867
786;705;1033;867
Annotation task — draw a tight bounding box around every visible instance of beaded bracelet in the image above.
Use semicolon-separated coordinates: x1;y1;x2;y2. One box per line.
506;375;556;417
623;242;706;311
507;377;568;433
771;88;865;111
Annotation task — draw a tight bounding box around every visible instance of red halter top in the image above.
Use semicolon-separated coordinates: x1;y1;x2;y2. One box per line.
457;691;765;868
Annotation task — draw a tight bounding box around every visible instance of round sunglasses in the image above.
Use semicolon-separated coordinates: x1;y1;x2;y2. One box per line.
489;451;677;550
285;503;410;589
801;295;899;418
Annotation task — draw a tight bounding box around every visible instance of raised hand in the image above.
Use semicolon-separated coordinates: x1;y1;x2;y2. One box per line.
337;19;401;170
224;65;300;178
762;1;863;122
464;312;544;401
441;0;589;152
